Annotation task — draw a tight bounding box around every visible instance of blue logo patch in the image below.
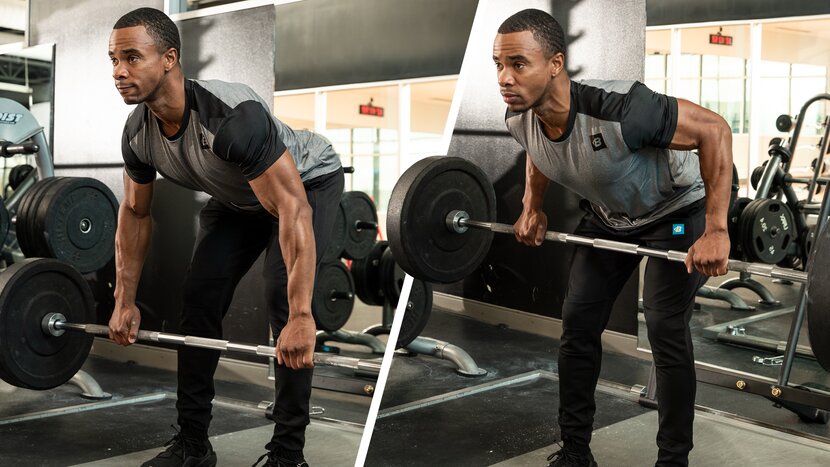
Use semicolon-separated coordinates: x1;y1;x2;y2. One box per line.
672;224;685;235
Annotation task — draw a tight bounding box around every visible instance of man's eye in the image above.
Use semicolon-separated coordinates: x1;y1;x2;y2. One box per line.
128;56;139;63
515;63;525;69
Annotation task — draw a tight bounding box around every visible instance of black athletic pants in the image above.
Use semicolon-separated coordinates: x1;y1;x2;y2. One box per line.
558;199;707;467
174;169;344;454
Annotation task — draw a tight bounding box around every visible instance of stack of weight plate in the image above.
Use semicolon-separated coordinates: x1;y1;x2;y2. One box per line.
15;177;119;274
313;191;379;333
322;191;379;262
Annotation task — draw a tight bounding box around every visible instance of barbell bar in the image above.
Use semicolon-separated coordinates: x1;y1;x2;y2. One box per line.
448;210;808;284
42;313;380;376
385;156;830;371
0;258;380;391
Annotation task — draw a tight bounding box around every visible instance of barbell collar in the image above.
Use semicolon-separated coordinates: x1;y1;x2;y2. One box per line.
446;210;470;234
457;215;808;284
48;315;380;376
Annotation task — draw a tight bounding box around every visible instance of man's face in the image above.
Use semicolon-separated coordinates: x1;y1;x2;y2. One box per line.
493;31;557;112
108;26;171;105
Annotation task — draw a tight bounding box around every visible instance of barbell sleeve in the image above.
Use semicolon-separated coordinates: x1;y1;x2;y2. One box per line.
454;213;808;284
52;320;380;375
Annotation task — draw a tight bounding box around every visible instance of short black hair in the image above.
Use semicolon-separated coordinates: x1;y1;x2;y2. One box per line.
498;9;565;58
114;7;181;62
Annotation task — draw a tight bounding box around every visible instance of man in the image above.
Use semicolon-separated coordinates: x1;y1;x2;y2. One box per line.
107;8;343;467
493;9;732;467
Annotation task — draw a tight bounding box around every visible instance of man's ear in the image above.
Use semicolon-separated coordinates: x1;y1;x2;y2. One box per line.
550;52;565;77
163;48;178;71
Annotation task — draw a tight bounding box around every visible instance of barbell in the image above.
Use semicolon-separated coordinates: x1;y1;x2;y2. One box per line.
385;156;830;370
0;258;380;391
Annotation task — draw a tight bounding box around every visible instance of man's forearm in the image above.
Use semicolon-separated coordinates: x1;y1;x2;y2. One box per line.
698;123;733;233
522;155;550;210
114;204;153;306
279;203;316;319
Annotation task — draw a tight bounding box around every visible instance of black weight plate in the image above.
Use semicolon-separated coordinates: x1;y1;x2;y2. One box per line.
31;177;72;258
8;163;34;190
387;156;496;283
17;177;63;258
376;247;432;347
312;261;355;332
322;201;347;261
341;191;378;260
38;177;119;273
728;197;752;260
740;198;794;264
0;258;95;390
351;240;388;306
16;176;49;256
397;279;433;348
0;197;9;247
25;177;67;258
807;223;830;371
379;247;406;306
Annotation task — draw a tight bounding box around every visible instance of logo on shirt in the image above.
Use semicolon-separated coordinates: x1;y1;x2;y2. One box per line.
672;224;685;235
590;133;607;151
199;133;210;150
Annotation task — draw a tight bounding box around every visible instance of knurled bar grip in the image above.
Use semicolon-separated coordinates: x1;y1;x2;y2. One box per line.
458;216;808;284
54;321;380;374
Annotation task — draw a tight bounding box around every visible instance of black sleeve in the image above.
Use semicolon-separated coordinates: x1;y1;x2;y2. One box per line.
212;100;287;180
121;124;156;184
620;81;678;150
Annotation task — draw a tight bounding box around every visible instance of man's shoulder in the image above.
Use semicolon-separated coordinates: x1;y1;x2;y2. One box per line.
190;79;265;110
123;103;146;139
575;79;639;96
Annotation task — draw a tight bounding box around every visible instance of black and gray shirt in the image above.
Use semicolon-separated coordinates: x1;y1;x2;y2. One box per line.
121;79;340;209
505;80;704;230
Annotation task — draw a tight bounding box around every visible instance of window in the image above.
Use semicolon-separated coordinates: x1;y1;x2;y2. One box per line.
273;77;458;238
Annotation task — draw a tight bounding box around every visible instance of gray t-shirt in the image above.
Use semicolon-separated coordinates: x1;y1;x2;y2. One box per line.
505;80;705;230
121;79;341;210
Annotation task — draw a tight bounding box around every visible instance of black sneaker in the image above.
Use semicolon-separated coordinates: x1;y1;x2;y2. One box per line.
251;450;309;467
141;428;217;467
546;445;598;467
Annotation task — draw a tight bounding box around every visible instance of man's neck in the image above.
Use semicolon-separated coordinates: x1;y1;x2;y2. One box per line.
534;76;571;139
147;71;186;137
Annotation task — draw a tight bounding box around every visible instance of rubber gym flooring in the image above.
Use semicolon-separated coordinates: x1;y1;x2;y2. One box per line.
2;271;829;466
367;270;830;466
0;356;368;466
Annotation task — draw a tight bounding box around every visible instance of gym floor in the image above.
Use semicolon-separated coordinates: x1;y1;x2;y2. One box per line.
2;270;829;466
367;269;830;466
0;316;378;467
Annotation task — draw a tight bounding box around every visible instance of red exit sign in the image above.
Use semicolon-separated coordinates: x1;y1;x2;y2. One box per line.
709;34;733;46
359;104;384;117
